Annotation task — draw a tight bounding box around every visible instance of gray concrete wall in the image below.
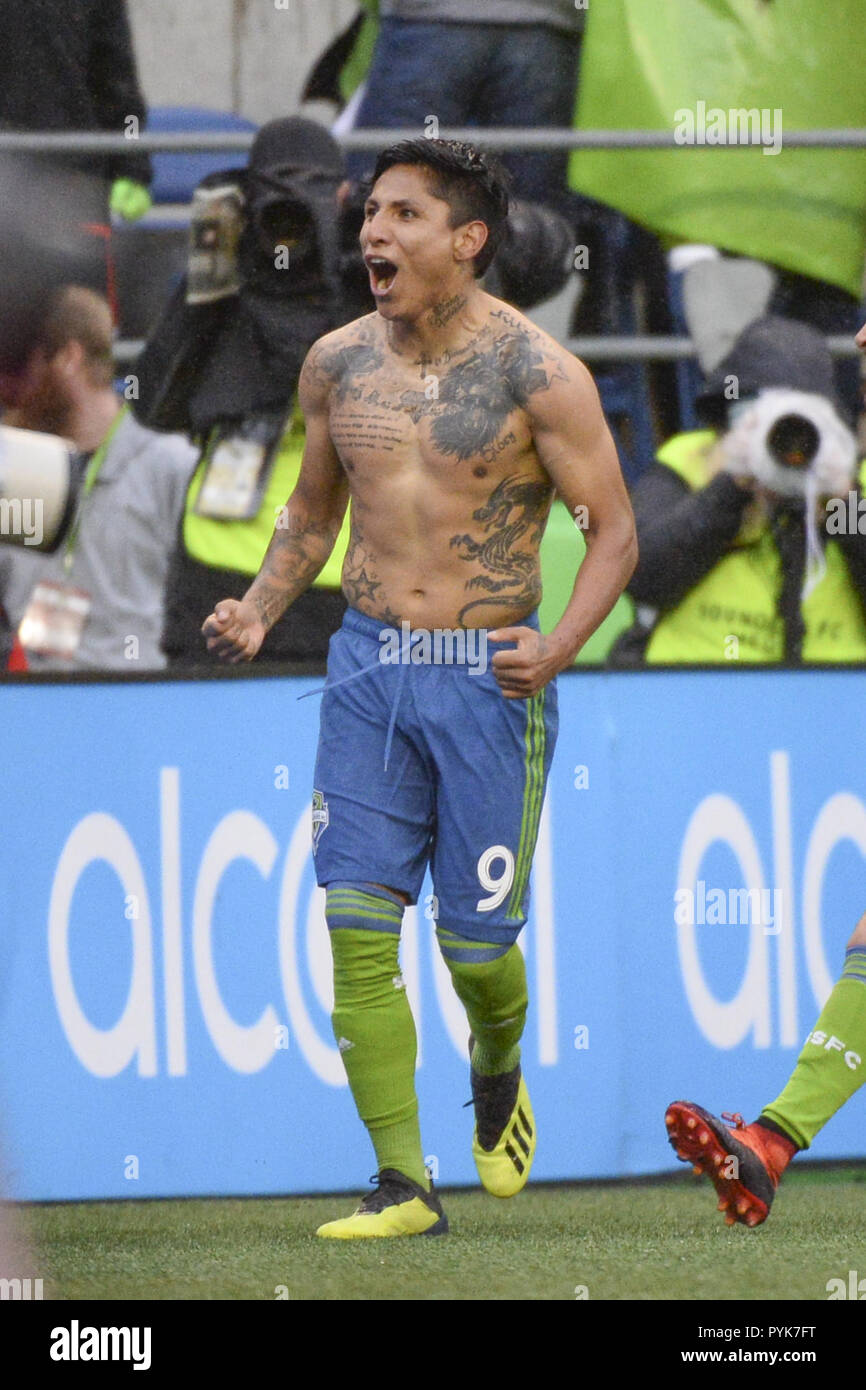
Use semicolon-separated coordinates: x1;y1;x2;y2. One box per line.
128;0;358;122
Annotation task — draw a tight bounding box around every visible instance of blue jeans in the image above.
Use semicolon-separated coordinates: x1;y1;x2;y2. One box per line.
347;17;580;208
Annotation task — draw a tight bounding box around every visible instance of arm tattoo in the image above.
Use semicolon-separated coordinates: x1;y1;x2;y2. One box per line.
249;515;342;630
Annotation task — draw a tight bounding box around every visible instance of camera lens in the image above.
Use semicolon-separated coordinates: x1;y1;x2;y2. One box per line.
766;414;820;469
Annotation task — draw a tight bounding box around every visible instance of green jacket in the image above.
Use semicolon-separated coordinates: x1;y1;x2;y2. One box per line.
183;406;350;587
645;432;866;664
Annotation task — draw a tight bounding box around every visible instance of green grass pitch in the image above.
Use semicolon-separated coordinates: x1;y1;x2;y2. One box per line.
21;1166;866;1301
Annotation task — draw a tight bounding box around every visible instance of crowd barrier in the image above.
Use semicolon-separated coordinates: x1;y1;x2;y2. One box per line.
1;666;865;1199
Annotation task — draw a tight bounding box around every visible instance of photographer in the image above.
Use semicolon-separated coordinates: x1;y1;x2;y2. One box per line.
134;117;356;666
0;287;196;672
612;316;866;665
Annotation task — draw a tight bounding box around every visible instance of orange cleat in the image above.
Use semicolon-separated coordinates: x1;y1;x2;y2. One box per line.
664;1101;798;1228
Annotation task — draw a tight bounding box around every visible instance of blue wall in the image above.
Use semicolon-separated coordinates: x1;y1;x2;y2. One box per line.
1;669;865;1199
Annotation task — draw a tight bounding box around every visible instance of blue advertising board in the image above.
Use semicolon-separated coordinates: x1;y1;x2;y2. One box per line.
1;668;865;1200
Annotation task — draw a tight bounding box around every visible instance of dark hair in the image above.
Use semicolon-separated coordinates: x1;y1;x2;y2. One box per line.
370;138;510;276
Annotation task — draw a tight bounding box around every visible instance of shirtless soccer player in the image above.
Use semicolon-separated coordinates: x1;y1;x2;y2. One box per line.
203;138;636;1238
665;320;866;1230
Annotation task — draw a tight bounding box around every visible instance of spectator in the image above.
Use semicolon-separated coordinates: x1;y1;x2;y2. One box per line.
611;317;866;666
0;0;152;221
334;0;585;209
0;286;197;672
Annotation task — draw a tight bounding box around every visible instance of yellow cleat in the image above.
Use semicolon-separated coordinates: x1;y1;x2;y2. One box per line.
316;1169;448;1239
470;1047;536;1198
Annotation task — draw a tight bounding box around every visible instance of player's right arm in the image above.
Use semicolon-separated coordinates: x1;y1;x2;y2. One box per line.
202;337;349;662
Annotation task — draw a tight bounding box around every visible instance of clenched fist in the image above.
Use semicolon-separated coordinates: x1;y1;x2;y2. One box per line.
201;598;266;663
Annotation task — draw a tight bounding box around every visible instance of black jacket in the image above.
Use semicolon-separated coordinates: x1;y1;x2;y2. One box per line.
143;118;349;665
0;0;150;185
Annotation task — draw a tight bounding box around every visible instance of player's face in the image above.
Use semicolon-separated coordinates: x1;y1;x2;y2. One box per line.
361;165;474;320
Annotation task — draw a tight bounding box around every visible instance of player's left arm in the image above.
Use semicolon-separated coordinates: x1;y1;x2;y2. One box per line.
490;350;637;697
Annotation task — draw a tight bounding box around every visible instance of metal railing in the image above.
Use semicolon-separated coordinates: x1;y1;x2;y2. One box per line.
0;127;865;153
2;126;862;364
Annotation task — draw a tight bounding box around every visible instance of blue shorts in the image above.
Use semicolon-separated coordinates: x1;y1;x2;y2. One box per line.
312;607;559;945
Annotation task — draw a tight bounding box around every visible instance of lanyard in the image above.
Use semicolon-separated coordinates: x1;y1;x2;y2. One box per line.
63;405;127;575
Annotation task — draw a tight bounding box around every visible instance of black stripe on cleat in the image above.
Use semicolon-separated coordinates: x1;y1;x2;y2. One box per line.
512;1123;531;1158
504;1142;525;1175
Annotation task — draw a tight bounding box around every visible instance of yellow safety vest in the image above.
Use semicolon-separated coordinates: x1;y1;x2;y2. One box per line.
183;402;350;588
645;432;866;664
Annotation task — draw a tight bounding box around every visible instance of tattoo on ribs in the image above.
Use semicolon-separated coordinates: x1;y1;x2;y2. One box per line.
342;529;386;610
341;520;405;624
450;474;550;624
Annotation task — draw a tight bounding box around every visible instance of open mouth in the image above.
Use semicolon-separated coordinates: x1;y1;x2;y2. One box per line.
366;256;399;295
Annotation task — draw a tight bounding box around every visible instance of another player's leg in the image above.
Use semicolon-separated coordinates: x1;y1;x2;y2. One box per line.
664;1102;796;1229
666;916;866;1226
315;883;447;1239
437;930;536;1197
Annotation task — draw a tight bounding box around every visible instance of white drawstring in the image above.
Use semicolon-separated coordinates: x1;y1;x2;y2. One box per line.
801;471;827;602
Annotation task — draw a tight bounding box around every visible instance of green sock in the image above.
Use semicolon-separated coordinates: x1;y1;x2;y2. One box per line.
761;948;866;1149
329;926;429;1189
437;931;528;1076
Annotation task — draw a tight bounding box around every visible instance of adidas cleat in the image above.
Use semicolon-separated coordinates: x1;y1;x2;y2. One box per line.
315;1169;448;1239
665;1101;797;1228
469;1040;536;1198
